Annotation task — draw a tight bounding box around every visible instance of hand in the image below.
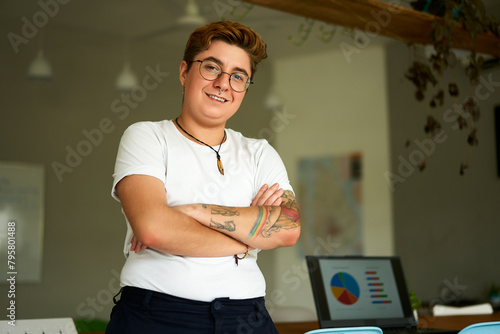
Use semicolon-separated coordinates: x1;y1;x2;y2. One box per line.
251;183;284;207
130;235;148;253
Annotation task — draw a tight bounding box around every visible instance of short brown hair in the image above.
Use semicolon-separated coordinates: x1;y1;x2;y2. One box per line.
183;21;267;79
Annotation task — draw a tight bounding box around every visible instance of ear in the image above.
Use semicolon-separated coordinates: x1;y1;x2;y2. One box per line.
179;61;188;87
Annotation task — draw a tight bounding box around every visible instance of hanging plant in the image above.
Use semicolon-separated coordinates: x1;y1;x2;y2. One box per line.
404;60;437;101
448;82;459;96
288;18;350;46
466;50;485;84
406;0;500;175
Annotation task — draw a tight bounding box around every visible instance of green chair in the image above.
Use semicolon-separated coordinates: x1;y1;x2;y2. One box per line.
458;321;500;334
304;327;382;334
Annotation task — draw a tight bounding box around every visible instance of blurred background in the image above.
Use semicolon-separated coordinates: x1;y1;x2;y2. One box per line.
1;0;500;325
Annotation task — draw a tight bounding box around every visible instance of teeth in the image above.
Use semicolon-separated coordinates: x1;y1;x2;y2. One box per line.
209;94;225;102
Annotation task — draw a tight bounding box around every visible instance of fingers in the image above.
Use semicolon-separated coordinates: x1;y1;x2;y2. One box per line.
264;184;284;206
272;196;283;206
130;235;147;253
138;243;147;252
130;236;138;252
251;184;269;206
252;183;284;207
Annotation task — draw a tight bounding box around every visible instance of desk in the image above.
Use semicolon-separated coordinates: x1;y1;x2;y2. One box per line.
274;313;500;334
83;313;500;334
418;313;500;331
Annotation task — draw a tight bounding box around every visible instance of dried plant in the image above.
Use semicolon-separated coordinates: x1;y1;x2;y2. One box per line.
424;115;442;135
430;89;445;108
466;50;485;84
407;0;499;174
448;83;459;96
405;61;437;101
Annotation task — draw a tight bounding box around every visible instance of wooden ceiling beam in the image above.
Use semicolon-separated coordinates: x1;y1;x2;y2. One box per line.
242;0;500;57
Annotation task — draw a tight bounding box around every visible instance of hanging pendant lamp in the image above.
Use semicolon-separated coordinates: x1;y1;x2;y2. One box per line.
178;0;206;26
27;49;52;81
115;60;138;92
115;39;138;92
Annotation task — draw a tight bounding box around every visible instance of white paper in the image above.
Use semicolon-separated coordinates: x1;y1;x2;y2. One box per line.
433;303;493;316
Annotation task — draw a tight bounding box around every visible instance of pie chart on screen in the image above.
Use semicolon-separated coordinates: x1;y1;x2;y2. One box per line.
330;272;360;305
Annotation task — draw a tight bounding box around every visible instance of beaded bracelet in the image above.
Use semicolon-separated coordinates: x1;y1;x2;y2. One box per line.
234;248;249;266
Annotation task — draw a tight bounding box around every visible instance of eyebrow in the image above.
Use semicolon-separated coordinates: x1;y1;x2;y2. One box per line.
202;56;250;77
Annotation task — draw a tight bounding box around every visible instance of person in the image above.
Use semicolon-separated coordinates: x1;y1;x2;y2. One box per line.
105;20;301;334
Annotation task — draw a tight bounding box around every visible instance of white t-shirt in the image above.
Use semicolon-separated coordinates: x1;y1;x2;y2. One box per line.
111;120;293;302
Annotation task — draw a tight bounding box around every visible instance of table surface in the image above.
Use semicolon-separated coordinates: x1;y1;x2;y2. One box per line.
273;313;500;334
83;313;500;334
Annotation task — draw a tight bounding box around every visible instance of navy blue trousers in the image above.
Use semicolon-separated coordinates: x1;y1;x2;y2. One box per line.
105;286;279;334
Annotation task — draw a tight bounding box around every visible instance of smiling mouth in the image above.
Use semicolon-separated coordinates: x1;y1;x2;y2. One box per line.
207;93;227;102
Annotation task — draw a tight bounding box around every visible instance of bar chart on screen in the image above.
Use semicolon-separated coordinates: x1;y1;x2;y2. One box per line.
366;270;393;304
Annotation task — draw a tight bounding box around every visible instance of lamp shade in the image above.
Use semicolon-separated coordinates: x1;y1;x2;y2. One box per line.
115;61;138;92
178;0;206;26
27;49;52;81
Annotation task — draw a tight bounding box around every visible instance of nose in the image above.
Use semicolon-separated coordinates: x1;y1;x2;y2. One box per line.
214;72;231;92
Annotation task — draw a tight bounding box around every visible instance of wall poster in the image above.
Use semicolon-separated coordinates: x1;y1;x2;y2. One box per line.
297;152;362;256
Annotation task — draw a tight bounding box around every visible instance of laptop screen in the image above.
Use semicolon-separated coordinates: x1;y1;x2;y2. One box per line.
306;256;417;329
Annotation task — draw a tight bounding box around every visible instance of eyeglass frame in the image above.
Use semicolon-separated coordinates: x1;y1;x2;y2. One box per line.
189;59;253;92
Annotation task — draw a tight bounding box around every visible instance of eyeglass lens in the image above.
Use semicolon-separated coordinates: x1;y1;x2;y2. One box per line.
198;60;250;92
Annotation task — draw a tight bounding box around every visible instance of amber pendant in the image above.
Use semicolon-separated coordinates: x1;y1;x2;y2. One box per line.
217;156;224;175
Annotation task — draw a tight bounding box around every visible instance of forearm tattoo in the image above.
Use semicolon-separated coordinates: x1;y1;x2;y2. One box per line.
248;206;271;239
251;190;301;239
211;206;239;217
204;205;238;232
209;218;236;232
203;191;300;240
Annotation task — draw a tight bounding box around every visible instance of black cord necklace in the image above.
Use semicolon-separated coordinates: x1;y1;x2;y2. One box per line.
175;118;226;175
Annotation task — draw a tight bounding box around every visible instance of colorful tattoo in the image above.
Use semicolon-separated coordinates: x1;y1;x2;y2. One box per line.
248;206;270;239
259;190;301;238
280;207;301;225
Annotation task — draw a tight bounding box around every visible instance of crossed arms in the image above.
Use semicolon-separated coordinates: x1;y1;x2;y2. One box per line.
116;174;301;257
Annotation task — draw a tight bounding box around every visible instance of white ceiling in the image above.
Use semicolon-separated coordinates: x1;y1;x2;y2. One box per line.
2;0;499;58
1;0;294;37
1;0;317;58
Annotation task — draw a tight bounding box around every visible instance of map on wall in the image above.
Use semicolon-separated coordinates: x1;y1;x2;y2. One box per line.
297;153;362;256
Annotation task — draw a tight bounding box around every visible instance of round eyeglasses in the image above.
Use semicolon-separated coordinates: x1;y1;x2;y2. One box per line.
191;59;252;92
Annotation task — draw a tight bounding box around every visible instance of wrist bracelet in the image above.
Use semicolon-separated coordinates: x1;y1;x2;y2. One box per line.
234;247;249;266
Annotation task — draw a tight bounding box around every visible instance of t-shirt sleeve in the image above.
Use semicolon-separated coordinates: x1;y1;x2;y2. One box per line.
254;141;294;195
111;122;166;201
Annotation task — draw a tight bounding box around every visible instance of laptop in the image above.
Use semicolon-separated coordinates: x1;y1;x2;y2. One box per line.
306;256;458;334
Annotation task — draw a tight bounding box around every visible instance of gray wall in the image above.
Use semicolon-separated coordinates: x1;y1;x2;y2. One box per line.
386;41;500;304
